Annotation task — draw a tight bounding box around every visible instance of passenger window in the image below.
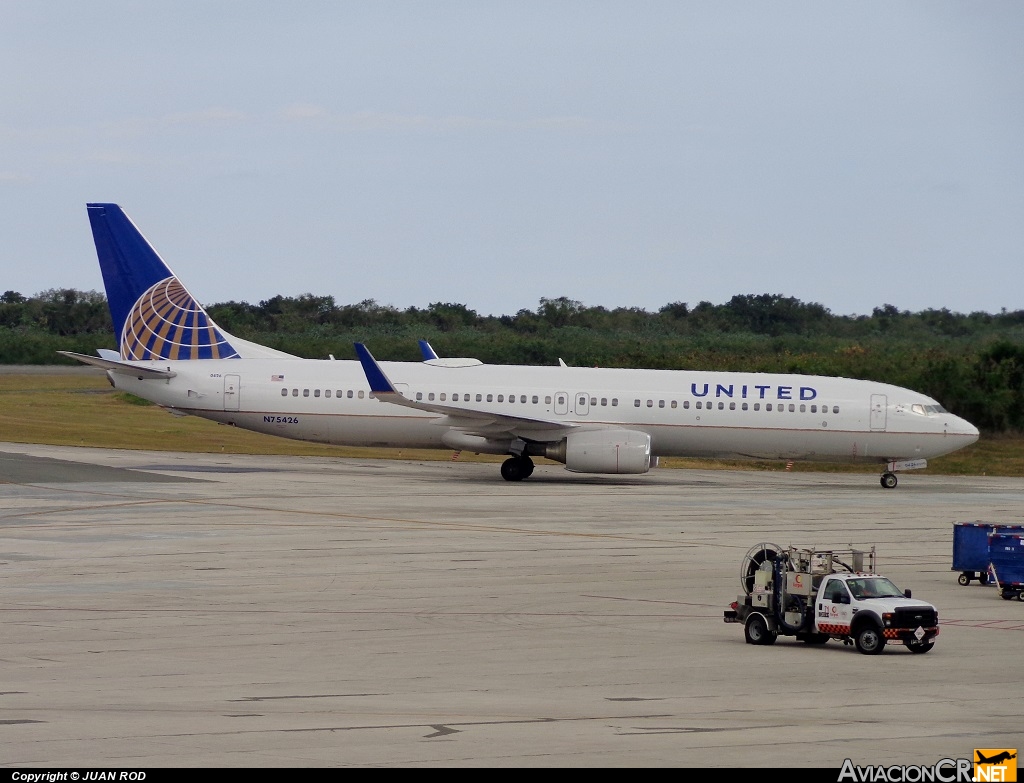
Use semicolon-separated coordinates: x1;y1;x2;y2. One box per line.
754;403;760;411
833;406;840;414
358;391;364;399
428;393;435;401
788;404;795;412
718;402;725;410
601;398;608;406
799;404;805;412
487;394;493;402
477;394;483;402
544;396;551;404
612;398;618;406
647;400;653;407
521;395;527;403
292;389;298;396
634;399;641;407
314;389;321;398
696;401;702;409
670;400;677;409
498;394;504;402
683;401;690;409
440;393;446;401
452;393;459;401
347;390;354;398
811;405;817;413
533;396;539;404
325;390;331;398
303;389;309;397
741;403;747;410
729;402;736;410
766;403;772;411
658;400;665;408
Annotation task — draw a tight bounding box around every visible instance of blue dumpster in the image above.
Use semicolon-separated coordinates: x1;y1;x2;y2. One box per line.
952;521;1024;586
988;533;1024;601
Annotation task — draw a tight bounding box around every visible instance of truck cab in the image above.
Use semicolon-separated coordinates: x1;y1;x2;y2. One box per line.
813;573;938;654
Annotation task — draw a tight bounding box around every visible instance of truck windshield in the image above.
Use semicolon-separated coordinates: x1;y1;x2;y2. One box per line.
847;577;903;599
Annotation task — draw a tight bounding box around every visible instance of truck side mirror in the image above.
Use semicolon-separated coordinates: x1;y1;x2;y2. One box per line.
904;589;912;599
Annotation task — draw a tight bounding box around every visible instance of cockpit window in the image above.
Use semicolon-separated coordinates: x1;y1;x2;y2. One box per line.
912;403;948;415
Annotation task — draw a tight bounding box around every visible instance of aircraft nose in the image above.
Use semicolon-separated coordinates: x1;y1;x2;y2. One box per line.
950;416;980;444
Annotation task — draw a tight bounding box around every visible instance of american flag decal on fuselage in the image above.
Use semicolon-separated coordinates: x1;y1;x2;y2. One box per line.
120;277;240;361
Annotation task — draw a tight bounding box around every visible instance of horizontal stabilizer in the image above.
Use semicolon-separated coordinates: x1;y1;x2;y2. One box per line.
57;350;177;379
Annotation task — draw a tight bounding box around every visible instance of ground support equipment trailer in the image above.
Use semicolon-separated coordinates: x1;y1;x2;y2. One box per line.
951;521;1024;586
723;543;939;655
988;533;1024;601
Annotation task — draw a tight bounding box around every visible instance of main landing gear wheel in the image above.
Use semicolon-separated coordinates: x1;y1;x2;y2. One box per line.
500;456;535;482
880;472;898;489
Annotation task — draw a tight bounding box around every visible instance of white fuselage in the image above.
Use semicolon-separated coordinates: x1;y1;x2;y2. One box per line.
109;358;979;464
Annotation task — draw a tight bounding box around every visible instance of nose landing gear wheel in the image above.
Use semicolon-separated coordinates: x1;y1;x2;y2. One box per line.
880;472;898;489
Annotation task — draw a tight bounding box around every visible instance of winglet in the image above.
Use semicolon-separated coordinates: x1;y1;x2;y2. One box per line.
418;340;439;361
354;343;396;394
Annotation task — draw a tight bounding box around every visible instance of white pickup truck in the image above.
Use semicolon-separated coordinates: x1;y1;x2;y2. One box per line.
723;544;939;655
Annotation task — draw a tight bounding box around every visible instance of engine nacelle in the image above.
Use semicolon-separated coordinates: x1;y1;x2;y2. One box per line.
441;431;512;455
546;429;652;475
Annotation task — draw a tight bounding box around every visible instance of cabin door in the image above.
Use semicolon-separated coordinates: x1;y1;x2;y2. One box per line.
224;374;240;411
870;394;886;431
574;392;590;416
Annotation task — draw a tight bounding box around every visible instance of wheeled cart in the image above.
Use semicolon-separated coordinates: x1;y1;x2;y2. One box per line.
952;521;1024;586
988;533;1024;601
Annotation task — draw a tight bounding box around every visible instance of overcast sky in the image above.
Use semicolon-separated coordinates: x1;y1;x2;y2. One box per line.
2;2;1022;318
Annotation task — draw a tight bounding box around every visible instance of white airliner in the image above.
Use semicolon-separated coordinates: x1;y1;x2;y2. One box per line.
61;203;980;487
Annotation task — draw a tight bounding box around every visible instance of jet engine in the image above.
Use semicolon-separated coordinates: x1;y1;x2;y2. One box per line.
543;429;652;474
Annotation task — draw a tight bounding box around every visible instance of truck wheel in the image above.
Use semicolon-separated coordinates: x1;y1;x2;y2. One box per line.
854;625;886;655
957;573;970;586
744;613;777;646
905;641;934;654
979;572;989;585
802;634;830;645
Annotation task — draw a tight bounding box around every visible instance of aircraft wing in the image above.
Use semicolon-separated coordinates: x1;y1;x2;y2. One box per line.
58;351;178;379
354;343;574;439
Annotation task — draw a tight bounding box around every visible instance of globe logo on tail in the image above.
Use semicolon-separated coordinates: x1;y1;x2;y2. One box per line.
120;277;239;360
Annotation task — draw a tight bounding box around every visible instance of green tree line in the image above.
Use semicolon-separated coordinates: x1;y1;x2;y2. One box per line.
3;288;1023;433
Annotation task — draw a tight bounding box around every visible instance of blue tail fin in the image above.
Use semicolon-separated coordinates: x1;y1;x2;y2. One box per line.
87;203;241;361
